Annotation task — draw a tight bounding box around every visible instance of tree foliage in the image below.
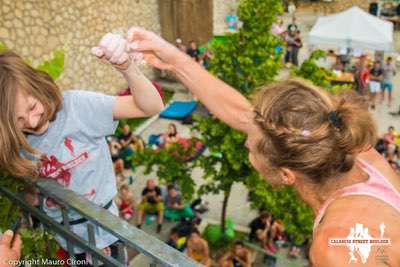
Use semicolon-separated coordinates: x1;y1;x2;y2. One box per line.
132;141;199;201
192;0;283;235
293;49;352;94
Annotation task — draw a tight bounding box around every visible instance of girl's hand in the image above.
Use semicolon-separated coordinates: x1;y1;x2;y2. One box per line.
126;27;187;70
91;33;131;71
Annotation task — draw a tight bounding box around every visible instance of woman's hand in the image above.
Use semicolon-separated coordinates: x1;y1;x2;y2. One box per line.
126;27;187;70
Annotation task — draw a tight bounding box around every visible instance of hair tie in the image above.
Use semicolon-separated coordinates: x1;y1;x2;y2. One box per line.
328;111;342;129
301;129;311;137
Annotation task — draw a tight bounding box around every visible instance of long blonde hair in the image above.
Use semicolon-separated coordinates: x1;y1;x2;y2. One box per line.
0;51;63;178
252;78;377;184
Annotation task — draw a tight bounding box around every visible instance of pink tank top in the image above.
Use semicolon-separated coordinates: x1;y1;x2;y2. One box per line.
313;158;400;233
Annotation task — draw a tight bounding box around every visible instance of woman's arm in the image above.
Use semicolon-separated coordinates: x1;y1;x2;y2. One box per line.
170;56;254;133
126;28;254;134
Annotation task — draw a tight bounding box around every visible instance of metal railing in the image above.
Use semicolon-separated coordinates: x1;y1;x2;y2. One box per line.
0;178;202;267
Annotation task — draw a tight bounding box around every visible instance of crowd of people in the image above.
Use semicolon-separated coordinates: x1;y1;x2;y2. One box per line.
106;122;208;226
166;227;253;267
316;49;397;110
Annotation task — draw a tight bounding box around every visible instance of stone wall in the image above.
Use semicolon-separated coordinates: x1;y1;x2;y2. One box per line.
297;0;371;14
213;0;237;35
0;0;160;94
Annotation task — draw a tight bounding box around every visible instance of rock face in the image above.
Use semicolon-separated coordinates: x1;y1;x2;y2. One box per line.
0;0;161;94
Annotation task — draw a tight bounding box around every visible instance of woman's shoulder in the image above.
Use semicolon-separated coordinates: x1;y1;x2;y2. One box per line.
312;202;398;266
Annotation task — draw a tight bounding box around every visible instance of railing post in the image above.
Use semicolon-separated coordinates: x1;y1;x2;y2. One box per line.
150;259;157;267
62;208;76;267
87;223;99;267
117;242;126;265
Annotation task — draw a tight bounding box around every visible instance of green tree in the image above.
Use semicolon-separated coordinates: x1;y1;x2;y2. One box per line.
193;0;283;237
132;141;198;201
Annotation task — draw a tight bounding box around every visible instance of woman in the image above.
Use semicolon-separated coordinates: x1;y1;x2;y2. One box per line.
161;123;180;146
126;27;400;266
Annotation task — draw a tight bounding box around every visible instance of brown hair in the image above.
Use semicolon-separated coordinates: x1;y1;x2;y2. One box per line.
0;51;63;178
252;78;376;184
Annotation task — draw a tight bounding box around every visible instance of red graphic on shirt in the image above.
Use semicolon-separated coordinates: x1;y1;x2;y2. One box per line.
40;138;96;208
64;137;75;157
82;188;96;198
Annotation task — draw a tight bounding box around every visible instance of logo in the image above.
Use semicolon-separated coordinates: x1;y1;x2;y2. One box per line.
329;223;391;264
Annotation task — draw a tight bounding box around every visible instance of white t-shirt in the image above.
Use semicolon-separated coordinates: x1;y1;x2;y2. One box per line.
27;90;119;253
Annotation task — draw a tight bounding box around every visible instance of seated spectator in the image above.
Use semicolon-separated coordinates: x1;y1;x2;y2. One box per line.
164;184;194;221
384;126;398;161
219;241;252;267
107;136;122;163
131;135;145;151
115;184;135;221
136;179;164;233
288;245;301;259
186;41;200;62
114;158;127;188
166;229;186;252
199;46;213;70
119;124;134;148
248;211;272;244
118;124;135;169
187;229;211;267
270;219;286;244
161;123;180;146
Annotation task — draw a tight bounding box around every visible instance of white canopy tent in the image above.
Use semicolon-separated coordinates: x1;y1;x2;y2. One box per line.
308;6;394;52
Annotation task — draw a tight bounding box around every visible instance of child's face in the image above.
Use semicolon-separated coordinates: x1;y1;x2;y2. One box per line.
15;90;49;135
121;188;133;199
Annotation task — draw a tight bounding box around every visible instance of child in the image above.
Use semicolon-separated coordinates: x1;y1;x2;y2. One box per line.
115;184;135;221
0;32;164;264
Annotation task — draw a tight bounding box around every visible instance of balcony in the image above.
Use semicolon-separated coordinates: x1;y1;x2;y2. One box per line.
0;177;202;267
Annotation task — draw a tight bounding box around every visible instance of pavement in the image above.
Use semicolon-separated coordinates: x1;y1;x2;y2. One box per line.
127;10;400;267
